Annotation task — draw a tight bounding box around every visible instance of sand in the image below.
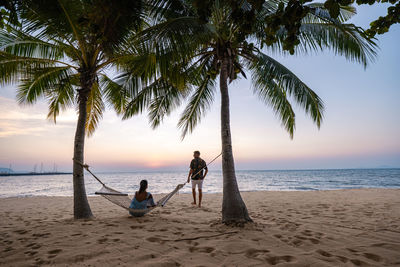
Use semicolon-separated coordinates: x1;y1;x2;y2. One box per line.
1;189;400;266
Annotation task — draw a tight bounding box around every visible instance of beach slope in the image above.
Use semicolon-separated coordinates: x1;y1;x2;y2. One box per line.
1;189;399;266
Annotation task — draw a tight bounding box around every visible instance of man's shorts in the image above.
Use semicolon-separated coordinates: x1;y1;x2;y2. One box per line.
191;179;203;190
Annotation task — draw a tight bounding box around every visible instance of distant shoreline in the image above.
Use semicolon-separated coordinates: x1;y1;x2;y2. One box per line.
1;167;399;175
0;172;72;177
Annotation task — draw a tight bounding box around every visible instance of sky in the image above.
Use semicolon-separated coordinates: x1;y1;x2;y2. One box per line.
0;4;399;172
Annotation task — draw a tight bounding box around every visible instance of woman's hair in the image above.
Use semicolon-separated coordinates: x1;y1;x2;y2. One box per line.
139;179;148;194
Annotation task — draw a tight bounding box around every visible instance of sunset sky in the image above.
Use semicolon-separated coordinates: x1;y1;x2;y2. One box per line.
0;4;399;172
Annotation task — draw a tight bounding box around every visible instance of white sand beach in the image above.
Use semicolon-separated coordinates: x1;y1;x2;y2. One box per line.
1;189;400;266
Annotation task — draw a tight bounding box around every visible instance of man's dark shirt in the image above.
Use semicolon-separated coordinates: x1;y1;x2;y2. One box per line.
190;158;207;180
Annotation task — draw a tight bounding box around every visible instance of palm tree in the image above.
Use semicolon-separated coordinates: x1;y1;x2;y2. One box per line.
123;0;377;224
0;0;153;219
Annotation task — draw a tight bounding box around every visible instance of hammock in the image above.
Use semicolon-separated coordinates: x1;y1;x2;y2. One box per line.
95;183;185;215
74;152;221;215
75;162;186;215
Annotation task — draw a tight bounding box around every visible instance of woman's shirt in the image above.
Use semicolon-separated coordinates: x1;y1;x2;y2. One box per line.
129;192;155;216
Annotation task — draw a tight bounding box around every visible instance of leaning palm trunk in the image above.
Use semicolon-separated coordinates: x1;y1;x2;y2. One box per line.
72;72;95;219
220;56;252;224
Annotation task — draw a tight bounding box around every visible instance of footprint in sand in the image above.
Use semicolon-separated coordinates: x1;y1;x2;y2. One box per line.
3;240;13;245
295;235;320;245
301;230;313;236
135;253;157;261
245;248;270;258
32;232;50;238
189;246;215;253
35;257;50;265
265;255;295;265
3;246;13;252
14;229;28;235
335;255;349;263
146;236;163;243
346;248;359;253
25;250;38;256
363;252;382;262
48;249;62;254
113;231;124;235
308;237;320;244
26;243;41;249
316;249;332;257
71;233;82;236
291;238;303;246
97;237;108;244
350;259;368;266
47;249;62;258
18;237;28;242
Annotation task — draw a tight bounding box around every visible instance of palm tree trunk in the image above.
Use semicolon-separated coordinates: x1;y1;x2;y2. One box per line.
72;72;94;219
220;56;252;224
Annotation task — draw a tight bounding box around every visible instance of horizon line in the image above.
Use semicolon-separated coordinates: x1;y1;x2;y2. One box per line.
4;166;399;174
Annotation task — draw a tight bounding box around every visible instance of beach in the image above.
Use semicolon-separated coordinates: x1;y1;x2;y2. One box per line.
1;189;399;266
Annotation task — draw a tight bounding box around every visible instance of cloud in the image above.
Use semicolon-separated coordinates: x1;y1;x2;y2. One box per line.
0;96;75;138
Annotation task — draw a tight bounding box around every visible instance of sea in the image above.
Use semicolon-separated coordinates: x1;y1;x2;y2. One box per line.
0;168;399;198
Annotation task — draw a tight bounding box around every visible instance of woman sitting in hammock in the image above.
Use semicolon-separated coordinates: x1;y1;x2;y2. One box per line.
129;180;156;217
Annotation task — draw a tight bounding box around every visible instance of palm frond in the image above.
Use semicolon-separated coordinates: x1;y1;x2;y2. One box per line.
0;27;70;60
85;81;105;137
16;66;73;104
178;75;215;139
254;78;296;137
0;51;67;85
137;16;213;63
305;3;356;23
123;77;171;119
253;4;376;67
297;22;377;67
148;79;185;128
46;79;75;122
249;52;324;137
100;75;131;115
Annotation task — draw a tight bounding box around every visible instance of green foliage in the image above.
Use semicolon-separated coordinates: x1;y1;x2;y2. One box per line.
363;0;400;37
0;0;20;30
0;0;161;137
85;82;105;136
177;75;215;138
258;4;377;67
249;52;324;137
0;0;384;141
176;0;397;53
127;0;376;139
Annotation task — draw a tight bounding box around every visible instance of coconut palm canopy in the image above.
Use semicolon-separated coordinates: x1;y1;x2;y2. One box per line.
121;0;377;223
124;0;376;139
0;0;177;218
0;0;150;133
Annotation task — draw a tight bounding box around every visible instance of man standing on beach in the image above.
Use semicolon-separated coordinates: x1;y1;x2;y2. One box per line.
187;151;208;207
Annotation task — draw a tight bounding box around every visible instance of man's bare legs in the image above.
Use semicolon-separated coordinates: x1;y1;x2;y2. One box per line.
191;188;196;205
198;189;202;207
191;188;202;207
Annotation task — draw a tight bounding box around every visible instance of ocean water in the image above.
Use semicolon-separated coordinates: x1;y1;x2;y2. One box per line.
0;168;399;198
